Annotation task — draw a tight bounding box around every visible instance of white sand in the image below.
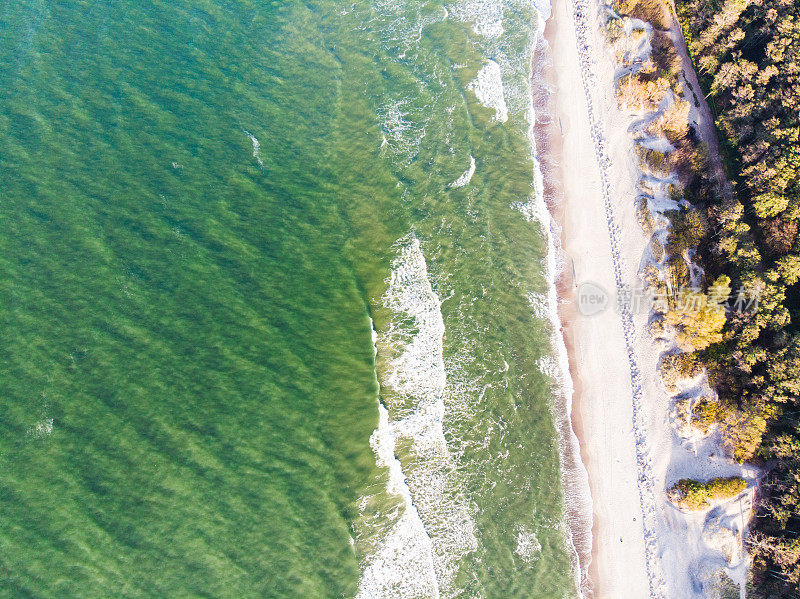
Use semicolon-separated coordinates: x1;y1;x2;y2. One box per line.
544;0;755;597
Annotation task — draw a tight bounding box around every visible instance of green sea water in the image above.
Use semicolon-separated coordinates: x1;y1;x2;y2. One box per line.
0;1;580;597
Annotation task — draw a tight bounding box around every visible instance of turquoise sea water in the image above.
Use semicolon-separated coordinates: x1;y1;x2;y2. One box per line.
1;0;579;597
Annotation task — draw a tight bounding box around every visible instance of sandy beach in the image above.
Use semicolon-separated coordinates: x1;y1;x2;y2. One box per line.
542;0;658;594
541;0;760;595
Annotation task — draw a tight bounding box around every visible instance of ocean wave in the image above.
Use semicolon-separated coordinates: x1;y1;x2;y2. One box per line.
359;236;479;598
449;155;476;188
243;130;263;167
356;404;440;599
468;60;508;123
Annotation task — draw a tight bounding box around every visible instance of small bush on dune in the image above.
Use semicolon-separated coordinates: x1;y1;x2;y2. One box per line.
706;477;747;501
647;98;691;143
616;72;670;112
664;255;690;295
613;0;671;30
604;17;625;44
659;351;703;392
636;196;656;234
665;297;727;350
668;477;747;510
635;144;673;177
649;315;667;338
666;206;707;256
651;30;681;75
720;406;770;462
651;235;665;262
691;397;729;434
672;139;709;183
642;263;662;288
669;478;709;510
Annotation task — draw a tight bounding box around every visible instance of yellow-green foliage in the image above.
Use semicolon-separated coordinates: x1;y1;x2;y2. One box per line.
604;17;625;44
720;407;770;462
651;235;665;262
664;255;690;297
613;0;671;29
616;72;670;112
649;316;667;338
668;477;747;510
642;263;661;288
691;397;728;434
665;293;726;350
666;207;707;256
659;352;702;393
636;196;656;234
666;183;683;202
635;144;672;177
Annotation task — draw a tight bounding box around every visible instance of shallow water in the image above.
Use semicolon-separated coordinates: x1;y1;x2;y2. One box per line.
0;0;579;596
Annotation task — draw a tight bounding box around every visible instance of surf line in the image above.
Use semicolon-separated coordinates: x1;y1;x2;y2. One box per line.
357;237;479;598
520;1;597;595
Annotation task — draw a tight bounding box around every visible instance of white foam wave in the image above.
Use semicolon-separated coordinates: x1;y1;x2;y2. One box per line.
243;130;263;167
448;0;504;38
468;60;508;123
361;236;479;597
515;525;542;564
357;404;440;599
449;156;476;188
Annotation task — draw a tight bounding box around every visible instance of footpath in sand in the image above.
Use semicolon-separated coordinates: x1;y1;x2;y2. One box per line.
543;0;658;595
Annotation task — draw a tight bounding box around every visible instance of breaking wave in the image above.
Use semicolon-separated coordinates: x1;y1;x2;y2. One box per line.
468;60;509;123
357;237;479;597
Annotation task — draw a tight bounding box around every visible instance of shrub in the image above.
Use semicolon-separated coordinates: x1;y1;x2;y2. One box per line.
659;351;702;393
664;294;726;350
636;196;656;234
668;477;747;510
649;316;667;338
706;477;747;501
616;72;670;112
642;263;661;288
691;397;727;434
612;0;671;30
666;182;683;202
664;255;690;295
647;99;691;143
604;17;625;44
720;407;769;462
635;144;673;177
651;30;681;75
666;206;707;256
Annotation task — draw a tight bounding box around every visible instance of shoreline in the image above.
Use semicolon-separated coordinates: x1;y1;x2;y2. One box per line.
539;0;662;595
533;9;600;595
